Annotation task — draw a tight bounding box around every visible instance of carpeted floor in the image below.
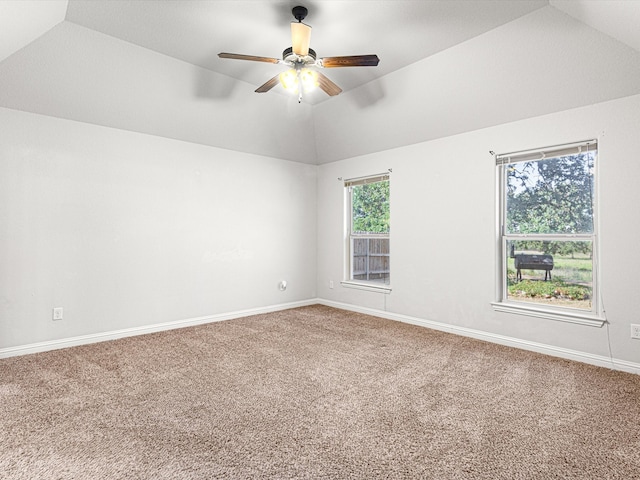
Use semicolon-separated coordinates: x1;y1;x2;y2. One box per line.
1;305;639;479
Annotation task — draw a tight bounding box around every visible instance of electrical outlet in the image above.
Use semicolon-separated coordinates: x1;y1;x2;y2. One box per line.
52;307;63;321
631;324;640;339
329;280;334;289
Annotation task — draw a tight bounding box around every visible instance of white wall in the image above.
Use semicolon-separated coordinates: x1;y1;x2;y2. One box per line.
317;93;640;366
3;94;640;368
0;107;317;349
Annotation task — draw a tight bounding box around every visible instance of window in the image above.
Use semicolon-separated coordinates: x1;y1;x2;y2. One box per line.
495;140;602;324
343;174;390;291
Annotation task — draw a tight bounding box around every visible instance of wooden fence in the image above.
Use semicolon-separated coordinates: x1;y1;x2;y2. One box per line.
352;237;390;284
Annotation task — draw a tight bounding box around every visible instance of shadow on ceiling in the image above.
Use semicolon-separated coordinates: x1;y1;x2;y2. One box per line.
348;78;386;109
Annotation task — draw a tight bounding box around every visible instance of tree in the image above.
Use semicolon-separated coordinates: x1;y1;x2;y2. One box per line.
352;181;390;234
506;153;594;256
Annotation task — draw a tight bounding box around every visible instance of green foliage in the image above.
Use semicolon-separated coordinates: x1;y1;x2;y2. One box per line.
506;153;595;256
352;181;390;234
511;240;592;258
508;279;591;301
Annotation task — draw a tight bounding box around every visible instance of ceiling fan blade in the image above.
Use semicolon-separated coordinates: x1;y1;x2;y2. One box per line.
218;53;281;64
316;72;342;96
320;55;380;68
255;74;281;93
291;22;311;56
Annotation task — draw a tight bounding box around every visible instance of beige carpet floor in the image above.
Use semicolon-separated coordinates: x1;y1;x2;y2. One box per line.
1;305;639;479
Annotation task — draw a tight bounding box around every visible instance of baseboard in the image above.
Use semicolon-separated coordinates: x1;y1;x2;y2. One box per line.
0;299;318;359
318;299;640;375
5;298;639;375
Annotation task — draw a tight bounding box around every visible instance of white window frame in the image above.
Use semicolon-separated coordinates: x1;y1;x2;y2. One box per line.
342;173;391;293
492;140;605;327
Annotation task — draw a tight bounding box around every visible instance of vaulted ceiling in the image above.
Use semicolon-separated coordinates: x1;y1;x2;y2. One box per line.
1;1;639;164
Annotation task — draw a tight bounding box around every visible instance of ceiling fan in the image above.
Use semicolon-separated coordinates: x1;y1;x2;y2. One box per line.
218;5;379;102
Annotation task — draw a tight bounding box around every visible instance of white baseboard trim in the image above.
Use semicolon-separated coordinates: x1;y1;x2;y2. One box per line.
5;298;639;375
0;299;317;359
318;299;640;375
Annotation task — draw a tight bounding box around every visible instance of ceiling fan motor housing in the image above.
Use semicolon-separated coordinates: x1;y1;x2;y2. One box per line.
283;47;316;65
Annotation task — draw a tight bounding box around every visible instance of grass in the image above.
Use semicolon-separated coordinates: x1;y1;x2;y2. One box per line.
551;255;593;284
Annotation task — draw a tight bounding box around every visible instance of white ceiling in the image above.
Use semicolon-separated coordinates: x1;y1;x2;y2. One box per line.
0;0;67;63
62;0;550;103
551;0;640;52
0;0;639;163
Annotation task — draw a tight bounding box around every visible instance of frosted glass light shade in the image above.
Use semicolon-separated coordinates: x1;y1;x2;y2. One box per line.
299;69;318;90
279;69;298;90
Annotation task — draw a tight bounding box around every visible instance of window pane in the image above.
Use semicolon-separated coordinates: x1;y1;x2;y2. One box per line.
352;237;390;285
506;239;593;310
352;181;390;234
505;152;595;234
349;178;390;286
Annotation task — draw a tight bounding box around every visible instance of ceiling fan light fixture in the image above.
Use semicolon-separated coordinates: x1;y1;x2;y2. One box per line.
300;68;318;91
279;69;299;91
279;68;318;94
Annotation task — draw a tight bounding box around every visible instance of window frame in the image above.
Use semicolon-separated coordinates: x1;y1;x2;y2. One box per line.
342;173;392;293
492;140;605;326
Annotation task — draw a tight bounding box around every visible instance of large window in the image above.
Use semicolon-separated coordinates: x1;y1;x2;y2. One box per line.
495;140;601;322
344;174;390;290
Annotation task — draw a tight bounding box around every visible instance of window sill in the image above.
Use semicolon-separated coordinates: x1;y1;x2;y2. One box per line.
491;302;606;327
341;281;392;294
